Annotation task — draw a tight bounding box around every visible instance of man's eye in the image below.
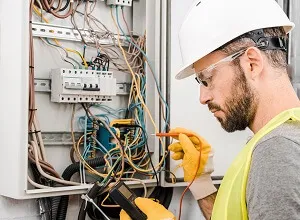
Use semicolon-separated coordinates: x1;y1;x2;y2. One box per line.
203;76;212;87
202;80;208;87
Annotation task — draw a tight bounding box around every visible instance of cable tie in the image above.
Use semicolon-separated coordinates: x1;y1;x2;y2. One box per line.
29;66;35;69
29;108;37;111
81;194;111;220
81;194;90;210
28;130;41;134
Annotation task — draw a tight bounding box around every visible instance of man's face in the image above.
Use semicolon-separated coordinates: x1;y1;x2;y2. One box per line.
194;51;258;132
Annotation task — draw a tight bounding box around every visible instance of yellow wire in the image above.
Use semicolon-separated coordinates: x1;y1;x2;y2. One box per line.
75;135;109;178
101;193;120;208
110;7;167;173
32;5;88;68
110;9;159;136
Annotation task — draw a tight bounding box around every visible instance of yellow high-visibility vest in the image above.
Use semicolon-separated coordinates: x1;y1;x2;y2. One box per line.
211;108;300;220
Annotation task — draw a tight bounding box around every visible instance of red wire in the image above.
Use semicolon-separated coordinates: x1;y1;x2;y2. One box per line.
178;137;202;220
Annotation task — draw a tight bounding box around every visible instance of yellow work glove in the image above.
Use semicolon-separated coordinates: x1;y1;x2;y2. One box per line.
168;128;217;200
119;197;175;220
168;127;212;181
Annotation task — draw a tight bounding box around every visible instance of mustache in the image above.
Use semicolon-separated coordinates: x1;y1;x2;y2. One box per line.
208;102;222;112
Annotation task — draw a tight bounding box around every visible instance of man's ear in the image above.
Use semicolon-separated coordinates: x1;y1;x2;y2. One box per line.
239;47;264;80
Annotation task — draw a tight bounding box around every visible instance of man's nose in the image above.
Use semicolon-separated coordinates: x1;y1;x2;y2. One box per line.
200;86;213;105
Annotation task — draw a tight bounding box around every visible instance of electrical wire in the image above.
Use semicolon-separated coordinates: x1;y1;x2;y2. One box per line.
73;5;137;72
29;141;81;186
32;5;88;68
28;175;51;189
72;104;124;183
110;7;167;173
28;152;61;178
29;0;170;198
90;136;113;166
40;38;78;68
178;138;202;220
118;6;170;132
39;0;73;19
113;123;159;187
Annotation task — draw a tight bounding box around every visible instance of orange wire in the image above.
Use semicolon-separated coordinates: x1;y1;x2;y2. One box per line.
178;136;202;220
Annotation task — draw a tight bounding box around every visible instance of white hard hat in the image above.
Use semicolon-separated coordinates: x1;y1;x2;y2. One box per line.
175;0;295;80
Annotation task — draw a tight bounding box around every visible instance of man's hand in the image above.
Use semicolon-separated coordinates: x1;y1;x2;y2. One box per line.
119;197;175;220
168;127;213;181
168;127;217;206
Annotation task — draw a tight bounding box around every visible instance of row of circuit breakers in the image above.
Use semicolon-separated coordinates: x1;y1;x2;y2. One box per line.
51;68;117;103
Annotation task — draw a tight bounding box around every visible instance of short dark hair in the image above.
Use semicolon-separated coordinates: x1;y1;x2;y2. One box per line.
219;27;288;71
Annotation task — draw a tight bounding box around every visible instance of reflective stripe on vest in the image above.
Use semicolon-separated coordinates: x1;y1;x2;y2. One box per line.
211;108;300;220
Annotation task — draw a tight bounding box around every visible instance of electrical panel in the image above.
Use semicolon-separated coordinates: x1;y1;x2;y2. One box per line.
0;0;167;204
50;68;117;103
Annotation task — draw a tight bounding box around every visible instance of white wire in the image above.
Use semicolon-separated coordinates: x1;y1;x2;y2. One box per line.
30;141;80;186
27;175;50;189
40;38;75;68
31;123;43;160
34;0;43;22
33;114;47;161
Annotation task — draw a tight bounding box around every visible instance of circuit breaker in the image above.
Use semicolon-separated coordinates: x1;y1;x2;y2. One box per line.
51;68;117;103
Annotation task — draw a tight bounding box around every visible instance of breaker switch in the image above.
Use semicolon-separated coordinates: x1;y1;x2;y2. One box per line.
51;68;116;103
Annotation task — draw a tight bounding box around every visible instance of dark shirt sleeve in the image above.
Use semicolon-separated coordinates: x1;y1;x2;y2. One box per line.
246;136;300;220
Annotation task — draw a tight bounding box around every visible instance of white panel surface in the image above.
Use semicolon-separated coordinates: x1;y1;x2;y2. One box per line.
0;0;29;199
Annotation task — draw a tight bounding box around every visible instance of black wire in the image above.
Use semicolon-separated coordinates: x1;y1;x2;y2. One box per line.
81;104;160;199
81;103;124;178
58;0;70;12
113;124;160;190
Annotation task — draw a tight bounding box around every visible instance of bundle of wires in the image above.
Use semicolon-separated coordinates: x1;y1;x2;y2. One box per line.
109;5;171;177
29;0;82;190
72;103;159;184
28;1;175;219
30;0;163;191
29;1;84;219
34;0;73;19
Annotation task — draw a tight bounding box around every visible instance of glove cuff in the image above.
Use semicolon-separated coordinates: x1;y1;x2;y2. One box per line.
189;174;217;200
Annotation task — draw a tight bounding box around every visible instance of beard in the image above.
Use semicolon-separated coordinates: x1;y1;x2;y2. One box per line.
208;67;258;132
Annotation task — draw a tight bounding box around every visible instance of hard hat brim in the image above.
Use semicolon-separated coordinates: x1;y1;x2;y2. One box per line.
175;64;194;80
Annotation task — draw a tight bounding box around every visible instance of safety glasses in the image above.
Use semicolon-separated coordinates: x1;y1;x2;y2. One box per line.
195;48;247;87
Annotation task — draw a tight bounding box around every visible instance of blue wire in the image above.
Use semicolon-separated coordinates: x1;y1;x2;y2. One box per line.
82;143;92;159
84;115;88;156
115;6;170;132
90;136;113;166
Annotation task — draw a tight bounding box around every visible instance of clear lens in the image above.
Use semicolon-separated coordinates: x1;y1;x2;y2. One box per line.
194;48;247;87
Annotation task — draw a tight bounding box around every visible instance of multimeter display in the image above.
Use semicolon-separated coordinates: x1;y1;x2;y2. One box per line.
118;184;132;199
